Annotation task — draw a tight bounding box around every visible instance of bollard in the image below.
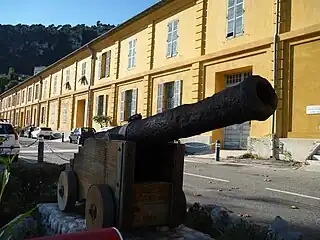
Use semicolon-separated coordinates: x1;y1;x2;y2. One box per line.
62;132;64;142
38;137;44;163
215;140;220;162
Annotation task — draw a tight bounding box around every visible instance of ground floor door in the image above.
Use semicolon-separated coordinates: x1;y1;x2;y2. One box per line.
223;71;252;150
76;99;86;128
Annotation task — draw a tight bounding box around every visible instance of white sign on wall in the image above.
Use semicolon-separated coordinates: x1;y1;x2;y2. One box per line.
306;105;320;115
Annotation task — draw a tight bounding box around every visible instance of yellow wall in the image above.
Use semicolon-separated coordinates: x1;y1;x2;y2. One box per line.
116;80;144;124
153;3;197;68
118;28;149;78
205;0;274;54
291;0;320;30
0;0;319;144
289;39;320;138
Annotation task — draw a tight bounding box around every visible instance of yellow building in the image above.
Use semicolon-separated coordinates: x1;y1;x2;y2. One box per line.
1;0;320;161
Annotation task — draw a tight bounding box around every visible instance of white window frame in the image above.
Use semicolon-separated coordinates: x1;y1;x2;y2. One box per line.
167;19;179;58
65;69;70;83
81;62;87;76
105;50;111;77
53;75;57;94
63;104;68;123
226;0;244;38
128;39;137;69
51;105;55;124
43;80;47;99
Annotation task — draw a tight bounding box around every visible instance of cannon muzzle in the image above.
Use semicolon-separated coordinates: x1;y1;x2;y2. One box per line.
99;75;278;143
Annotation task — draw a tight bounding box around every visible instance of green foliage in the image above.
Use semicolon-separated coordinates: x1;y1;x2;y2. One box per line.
93;115;112;128
0;22;115;91
0;154;38;239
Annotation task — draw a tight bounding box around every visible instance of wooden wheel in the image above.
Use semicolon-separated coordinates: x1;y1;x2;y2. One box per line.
57;170;78;212
85;184;115;230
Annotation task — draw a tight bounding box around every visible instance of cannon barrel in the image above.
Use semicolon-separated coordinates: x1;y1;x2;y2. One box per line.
100;75;278;143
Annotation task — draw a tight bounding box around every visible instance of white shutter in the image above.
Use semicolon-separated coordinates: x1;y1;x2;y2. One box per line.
103;95;107;116
120;91;125;121
174;80;182;107
157;83;164;113
95;96;99;116
131;89;138;117
97;55;102;79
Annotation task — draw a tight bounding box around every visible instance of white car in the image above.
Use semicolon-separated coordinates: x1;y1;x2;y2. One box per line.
0;122;20;162
31;127;53;139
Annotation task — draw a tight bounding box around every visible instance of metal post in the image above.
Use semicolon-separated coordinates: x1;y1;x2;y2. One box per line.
215;140;220;162
38;137;44;163
62;133;64;142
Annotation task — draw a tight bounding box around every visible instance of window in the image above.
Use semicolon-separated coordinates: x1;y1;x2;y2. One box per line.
226;0;244;38
65;69;71;90
17;92;20;105
27;87;32;102
98;50;112;79
40;106;46;124
35;84;39;99
65;69;70;83
157;80;182;113
95;95;108;116
8;97;11;107
22;90;25;103
120;89;137;121
43;80;47;99
53;76;57;94
81;62;87;76
128;39;137;69
51;105;55;124
167;19;179;57
62;104;68;123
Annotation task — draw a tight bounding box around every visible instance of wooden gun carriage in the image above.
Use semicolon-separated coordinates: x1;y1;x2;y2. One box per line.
57;75;278;231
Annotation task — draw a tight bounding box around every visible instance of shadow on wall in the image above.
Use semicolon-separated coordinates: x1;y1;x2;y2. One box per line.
184;142;213;155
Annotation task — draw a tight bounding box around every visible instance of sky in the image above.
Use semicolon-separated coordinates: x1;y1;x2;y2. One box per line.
0;0;160;26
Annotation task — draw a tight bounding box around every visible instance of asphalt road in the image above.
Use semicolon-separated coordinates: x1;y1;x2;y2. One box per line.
18;137;320;239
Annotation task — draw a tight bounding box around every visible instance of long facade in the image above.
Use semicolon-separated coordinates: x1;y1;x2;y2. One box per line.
1;0;320;151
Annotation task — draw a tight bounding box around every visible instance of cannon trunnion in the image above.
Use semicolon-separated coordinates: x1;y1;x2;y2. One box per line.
57;135;187;231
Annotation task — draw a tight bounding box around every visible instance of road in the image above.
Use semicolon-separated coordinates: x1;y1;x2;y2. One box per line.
19;137;320;239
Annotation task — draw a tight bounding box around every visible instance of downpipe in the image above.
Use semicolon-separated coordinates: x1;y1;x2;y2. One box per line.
271;0;280;159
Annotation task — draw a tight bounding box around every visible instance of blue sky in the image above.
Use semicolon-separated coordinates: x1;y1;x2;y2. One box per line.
0;0;160;26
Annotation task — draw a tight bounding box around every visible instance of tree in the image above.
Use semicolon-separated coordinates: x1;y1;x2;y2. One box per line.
93;115;112;128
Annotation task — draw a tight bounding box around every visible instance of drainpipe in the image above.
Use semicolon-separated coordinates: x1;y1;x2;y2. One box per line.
87;45;95;127
271;0;280;159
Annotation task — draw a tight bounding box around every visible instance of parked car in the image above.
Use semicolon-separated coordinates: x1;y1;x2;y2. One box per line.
31;127;53;139
23;126;36;138
69;127;96;145
97;126;116;132
0;121;20;162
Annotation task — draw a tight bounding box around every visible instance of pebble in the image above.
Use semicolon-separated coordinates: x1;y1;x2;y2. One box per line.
290;205;299;209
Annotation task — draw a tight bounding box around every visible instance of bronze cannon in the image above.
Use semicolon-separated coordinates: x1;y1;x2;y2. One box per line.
56;75;277;231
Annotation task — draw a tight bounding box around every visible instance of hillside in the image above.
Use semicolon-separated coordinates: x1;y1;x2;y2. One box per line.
0;22;115;93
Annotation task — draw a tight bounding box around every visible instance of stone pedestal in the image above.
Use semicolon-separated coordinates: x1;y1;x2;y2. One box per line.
37;203;214;240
